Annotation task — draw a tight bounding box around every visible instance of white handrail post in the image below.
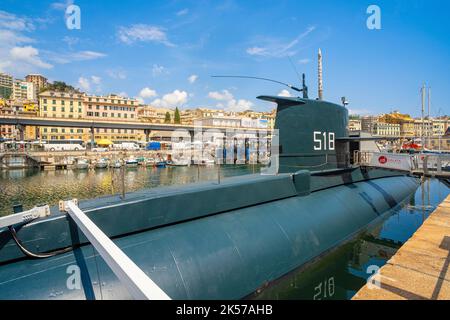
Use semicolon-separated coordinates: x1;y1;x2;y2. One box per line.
62;200;171;300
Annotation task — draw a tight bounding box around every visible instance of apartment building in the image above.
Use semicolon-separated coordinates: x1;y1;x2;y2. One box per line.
372;122;401;136
38;91;86;141
348;119;361;131
84;94;143;142
13;79;37;101
0;73;13;99
25;74;48;92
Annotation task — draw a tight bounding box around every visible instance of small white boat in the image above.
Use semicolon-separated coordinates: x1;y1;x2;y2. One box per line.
170;157;191;166
198;158;215;166
75;159;89;170
110;159;122;169
125;157;138;168
95;158;108;169
144;158;156;167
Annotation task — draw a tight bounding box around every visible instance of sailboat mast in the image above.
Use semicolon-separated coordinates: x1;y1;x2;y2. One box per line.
421;84;425;151
427;87;431;149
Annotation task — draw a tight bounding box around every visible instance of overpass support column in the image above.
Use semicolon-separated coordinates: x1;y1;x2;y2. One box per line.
256;131;260;163
90;127;95;149
144;129;151;142
17;124;25;141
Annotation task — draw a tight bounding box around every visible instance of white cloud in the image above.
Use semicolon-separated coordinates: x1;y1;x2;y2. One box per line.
139;87;157;99
117;24;175;47
0;29;34;46
226;99;254;112
118;92;128;97
10;46;53;69
77;75;102;93
62;36;79;47
47;50;106;64
176;8;189;16
107;69;127;80
151;90;188;108
0;10;35;31
208;89;233;101
188;74;198;84
78;77;90;91
51;0;74;11
278;89;292;97
246;26;316;58
246;47;266;56
91;75;101;85
0;11;51;74
152;64;169;77
208;89;253;112
298;58;310;64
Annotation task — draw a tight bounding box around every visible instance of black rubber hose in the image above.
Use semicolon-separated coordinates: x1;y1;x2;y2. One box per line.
8;225;73;259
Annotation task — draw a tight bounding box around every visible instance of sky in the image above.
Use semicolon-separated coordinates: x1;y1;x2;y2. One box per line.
0;0;449;117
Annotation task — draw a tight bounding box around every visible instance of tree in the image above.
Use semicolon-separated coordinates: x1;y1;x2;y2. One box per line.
174;107;181;124
40;81;81;93
164;112;171;123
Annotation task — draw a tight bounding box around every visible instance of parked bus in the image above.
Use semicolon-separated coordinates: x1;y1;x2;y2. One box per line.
43;139;86;151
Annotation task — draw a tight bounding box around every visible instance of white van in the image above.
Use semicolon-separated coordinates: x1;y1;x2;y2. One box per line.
113;142;140;151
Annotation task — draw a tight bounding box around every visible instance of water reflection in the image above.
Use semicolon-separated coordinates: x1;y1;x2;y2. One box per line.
252;178;449;300
0;165;258;216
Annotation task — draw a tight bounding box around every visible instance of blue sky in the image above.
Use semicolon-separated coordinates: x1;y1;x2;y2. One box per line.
0;0;449;117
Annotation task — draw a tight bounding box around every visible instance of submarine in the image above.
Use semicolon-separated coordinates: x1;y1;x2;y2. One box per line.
0;76;419;300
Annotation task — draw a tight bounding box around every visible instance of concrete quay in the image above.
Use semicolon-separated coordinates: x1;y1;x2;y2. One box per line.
353;194;450;300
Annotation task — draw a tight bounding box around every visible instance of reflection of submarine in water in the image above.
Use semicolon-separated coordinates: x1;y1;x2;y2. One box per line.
252;222;404;300
0;79;419;299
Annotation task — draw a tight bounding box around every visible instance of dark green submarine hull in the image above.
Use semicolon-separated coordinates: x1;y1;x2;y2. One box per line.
0;168;419;299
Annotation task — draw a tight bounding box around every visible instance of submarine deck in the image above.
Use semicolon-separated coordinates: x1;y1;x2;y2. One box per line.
353;194;450;300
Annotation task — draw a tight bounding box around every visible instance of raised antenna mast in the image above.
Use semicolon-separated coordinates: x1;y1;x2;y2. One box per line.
302;73;308;99
318;48;323;100
211;75;303;93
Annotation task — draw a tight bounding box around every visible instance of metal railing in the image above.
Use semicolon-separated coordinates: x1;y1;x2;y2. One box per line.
354;150;450;175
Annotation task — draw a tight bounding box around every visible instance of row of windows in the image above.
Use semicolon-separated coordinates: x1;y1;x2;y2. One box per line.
86;111;134;118
42;99;82;106
93;128;135;133
42;114;82;119
87;105;135;112
87;97;135;105
42;128;136;134
41;135;83;140
42;128;84;133
39;135;136;141
42;106;82;113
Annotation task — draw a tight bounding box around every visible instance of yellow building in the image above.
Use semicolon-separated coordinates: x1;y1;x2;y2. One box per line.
38;91;86;141
379;112;414;137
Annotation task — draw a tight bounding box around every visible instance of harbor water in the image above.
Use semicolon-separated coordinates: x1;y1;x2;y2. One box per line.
0;166;448;299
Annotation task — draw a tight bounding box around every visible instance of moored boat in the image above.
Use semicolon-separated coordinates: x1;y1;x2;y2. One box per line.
75;158;89;170
125;157;138;168
95;158;108;169
110;159;122;168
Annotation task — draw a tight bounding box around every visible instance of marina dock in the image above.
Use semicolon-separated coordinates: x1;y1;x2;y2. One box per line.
353;194;450;300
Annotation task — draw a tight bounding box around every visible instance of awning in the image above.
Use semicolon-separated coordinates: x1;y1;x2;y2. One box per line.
96;139;114;146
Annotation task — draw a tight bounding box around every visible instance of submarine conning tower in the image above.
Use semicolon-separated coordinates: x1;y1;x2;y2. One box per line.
258;95;349;173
